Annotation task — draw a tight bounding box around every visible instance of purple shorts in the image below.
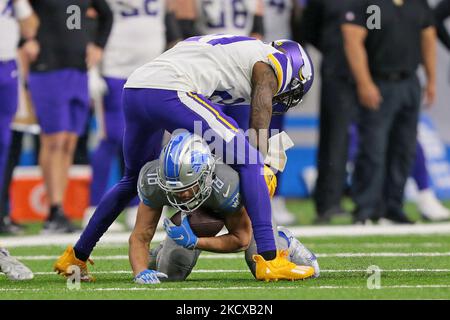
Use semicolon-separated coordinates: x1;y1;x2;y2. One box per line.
0;60;18;189
29;69;89;135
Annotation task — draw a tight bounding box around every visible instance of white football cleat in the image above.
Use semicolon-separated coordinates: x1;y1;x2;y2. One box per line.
272;197;296;226
277;226;320;278
416;189;450;221
0;247;34;281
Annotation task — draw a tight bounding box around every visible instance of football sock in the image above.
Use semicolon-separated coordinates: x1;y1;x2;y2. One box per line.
260;250;277;261
235;162;276;254
48;204;62;221
412;142;429;191
90;139;119;206
73;247;89;262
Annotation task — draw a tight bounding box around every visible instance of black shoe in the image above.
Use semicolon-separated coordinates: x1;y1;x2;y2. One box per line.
314;206;349;224
382;210;415;224
41;214;78;234
352;208;376;225
0;217;26;235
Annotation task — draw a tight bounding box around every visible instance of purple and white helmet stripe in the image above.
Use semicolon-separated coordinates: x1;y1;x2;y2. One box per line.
268;51;293;94
272;39;314;95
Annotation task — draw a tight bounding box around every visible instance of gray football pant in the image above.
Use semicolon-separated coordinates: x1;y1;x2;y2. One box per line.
150;220;285;281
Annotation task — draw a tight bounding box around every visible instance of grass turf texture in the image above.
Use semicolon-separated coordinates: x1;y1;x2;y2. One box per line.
1;234;450;300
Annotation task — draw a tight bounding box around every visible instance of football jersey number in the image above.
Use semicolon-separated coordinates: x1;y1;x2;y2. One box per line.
146;173;158;185
268;0;286;13
211;91;245;106
117;0;158;17
201;0;248;29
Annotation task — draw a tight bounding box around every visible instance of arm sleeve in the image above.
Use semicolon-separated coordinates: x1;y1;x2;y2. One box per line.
165;11;183;44
177;19;200;39
250;15;264;37
434;0;450;50
91;0;114;48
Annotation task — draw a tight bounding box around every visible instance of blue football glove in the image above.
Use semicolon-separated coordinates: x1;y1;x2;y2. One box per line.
134;269;168;284
163;212;198;249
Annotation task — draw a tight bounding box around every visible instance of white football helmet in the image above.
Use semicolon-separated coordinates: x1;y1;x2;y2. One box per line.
157;132;215;212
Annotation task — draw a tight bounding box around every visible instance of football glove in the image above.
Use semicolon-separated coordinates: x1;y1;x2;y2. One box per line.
134;269;168;284
163;212;198;249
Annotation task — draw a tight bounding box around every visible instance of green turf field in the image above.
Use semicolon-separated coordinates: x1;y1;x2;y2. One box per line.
1;234;450;300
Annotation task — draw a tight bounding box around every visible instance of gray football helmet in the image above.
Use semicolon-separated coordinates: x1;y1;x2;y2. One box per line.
157;132;215;212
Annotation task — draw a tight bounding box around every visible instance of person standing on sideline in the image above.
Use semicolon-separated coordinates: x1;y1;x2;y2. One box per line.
28;0;113;233
298;0;359;224
342;0;437;224
0;0;39;233
85;0;181;231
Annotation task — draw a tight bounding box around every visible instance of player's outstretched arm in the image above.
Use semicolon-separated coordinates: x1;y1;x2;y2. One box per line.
129;203;162;277
196;207;252;253
250;62;278;152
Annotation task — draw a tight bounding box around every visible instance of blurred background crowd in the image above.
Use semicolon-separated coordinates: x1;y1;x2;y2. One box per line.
1;0;450;236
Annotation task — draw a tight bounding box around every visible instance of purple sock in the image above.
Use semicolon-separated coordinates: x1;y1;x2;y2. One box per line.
90;140;120;205
412;141;429;190
230;134;276;254
90;77;126;206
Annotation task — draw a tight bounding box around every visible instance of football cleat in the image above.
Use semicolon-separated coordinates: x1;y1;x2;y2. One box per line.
0;247;34;280
252;250;315;282
278;226;320;278
53;246;95;282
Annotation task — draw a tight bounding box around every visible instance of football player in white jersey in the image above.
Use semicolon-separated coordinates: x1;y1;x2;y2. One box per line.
0;0;38;280
173;0;265;160
54;34;315;283
86;0;182;230
174;0;264;39
264;0;305;42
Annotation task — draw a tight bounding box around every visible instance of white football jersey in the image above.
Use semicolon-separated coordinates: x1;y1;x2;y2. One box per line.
195;0;259;36
101;0;166;79
125;34;293;105
0;0;19;60
264;0;293;42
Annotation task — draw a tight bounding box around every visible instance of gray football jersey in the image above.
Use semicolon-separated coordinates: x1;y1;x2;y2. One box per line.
138;160;242;218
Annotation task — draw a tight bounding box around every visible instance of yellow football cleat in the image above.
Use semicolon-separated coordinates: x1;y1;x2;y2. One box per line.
53;246;95;282
253;250;315;281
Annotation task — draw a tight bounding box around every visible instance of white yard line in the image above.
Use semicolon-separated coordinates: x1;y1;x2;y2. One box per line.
308;242;447;248
1;285;450;292
2;223;450;247
14;252;450;261
31;268;450;276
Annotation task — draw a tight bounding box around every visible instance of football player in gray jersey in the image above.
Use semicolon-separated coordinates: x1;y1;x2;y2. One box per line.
129;132;319;284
